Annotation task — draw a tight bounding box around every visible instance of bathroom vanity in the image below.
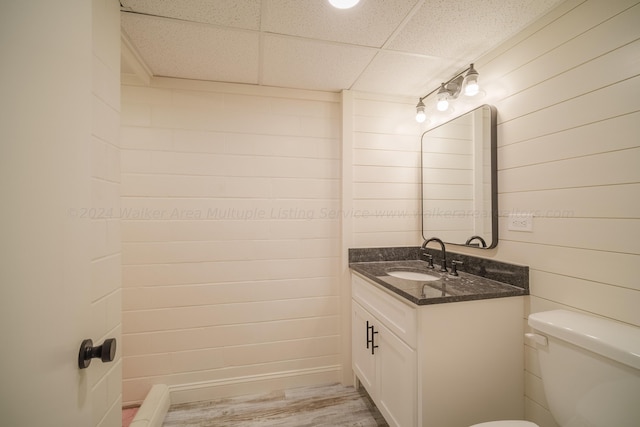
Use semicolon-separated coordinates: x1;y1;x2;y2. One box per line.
349;248;528;427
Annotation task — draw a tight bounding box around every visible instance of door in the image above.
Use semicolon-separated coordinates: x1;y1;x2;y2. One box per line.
0;1;118;426
376;321;417;427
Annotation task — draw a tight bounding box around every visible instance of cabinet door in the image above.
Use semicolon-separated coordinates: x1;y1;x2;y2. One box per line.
376;321;417;427
352;301;376;397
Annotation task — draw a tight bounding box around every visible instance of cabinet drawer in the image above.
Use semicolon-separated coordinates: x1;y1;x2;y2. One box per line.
352;273;417;348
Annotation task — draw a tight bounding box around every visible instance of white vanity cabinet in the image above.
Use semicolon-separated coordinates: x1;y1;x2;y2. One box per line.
351;272;524;427
352;278;417;427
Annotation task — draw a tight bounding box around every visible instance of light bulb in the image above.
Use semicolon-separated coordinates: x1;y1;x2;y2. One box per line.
463;64;480;96
464;81;479;96
436;83;450;111
328;0;360;9
415;100;426;123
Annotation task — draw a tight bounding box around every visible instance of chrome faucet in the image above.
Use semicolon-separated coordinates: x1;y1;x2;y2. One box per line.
421;237;447;272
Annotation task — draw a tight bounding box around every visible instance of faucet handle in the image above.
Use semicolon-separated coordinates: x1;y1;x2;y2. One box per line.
421;251;434;268
450;260;463;276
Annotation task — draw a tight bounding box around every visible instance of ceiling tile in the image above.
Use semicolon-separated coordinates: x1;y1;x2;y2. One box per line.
119;0;565;96
262;0;420;48
121;14;260;84
121;0;262;30
389;0;563;59
352;51;465;96
261;35;377;92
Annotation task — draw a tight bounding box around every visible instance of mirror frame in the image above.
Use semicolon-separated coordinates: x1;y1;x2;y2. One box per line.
420;104;498;249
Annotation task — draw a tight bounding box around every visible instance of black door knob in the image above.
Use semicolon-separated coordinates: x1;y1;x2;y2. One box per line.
78;338;117;369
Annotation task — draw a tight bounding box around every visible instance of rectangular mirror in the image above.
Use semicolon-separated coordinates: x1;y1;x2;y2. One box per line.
421;104;497;249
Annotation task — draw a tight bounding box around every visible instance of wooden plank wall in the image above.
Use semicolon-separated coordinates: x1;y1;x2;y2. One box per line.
487;1;640;424
120;81;343;405
348;1;639;425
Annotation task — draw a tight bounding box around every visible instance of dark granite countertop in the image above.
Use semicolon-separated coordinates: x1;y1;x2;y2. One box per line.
350;259;527;306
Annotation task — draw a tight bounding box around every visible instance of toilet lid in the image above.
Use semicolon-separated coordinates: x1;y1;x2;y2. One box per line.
469;421;539;427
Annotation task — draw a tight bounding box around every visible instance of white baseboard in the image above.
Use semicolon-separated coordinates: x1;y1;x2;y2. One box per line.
128;365;343;425
169;365;343;405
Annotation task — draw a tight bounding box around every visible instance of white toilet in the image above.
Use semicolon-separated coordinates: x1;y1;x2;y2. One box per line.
471;309;640;427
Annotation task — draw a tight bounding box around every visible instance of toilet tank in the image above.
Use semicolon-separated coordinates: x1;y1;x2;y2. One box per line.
528;310;640;427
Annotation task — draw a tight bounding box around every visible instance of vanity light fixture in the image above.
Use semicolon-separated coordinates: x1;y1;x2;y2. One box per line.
328;0;360;9
415;63;481;122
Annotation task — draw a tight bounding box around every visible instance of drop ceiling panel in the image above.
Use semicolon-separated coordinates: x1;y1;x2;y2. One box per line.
261;0;420;47
120;0;262;30
121;14;260;84
120;0;566;96
262;35;377;92
389;0;563;58
352;52;464;96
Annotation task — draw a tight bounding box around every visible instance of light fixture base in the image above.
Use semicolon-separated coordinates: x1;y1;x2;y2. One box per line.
444;75;464;99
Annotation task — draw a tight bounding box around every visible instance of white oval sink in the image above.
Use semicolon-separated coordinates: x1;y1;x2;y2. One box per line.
386;270;440;281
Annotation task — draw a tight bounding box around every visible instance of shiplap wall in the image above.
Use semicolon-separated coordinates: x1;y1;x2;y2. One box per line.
120;81;343;404
349;1;639;425
351;94;423;247
487;1;640;424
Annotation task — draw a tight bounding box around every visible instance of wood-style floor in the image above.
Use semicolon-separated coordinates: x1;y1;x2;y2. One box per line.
162;383;389;427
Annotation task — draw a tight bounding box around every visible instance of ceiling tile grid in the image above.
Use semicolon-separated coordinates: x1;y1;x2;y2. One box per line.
121;0;262;29
120;0;565;96
261;0;420;47
261;35;378;92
